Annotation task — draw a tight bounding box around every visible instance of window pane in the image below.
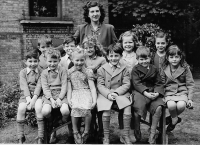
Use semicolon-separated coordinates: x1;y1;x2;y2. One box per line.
30;0;57;17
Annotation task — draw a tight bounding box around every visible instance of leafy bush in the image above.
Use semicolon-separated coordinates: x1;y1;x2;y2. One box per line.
0;79;37;127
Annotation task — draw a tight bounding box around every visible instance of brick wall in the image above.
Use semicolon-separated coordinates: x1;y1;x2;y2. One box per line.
0;0;109;83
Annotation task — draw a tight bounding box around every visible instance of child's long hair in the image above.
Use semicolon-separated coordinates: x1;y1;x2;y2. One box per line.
162;45;187;69
118;31;138;52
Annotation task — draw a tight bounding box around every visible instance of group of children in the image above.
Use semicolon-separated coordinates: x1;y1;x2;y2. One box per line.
17;30;195;144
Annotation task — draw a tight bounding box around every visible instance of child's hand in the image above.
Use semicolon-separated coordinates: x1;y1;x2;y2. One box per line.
68;99;72;108
150;92;159;100
187;100;193;109
91;102;97;109
56;98;62;107
30;95;38;110
26;96;32;110
143;91;154;99
108;93;115;101
50;98;57;108
111;93;119;99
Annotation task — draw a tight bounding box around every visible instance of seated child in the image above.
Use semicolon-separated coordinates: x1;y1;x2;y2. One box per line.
59;36;76;71
41;49;70;143
160;45;195;132
97;43;132;144
118;31;138;142
67;48;97;144
151;31;168;72
131;46;164;144
17;50;44;144
37;36;53;70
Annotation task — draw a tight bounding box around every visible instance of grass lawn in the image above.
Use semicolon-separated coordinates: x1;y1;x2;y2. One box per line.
0;82;200;144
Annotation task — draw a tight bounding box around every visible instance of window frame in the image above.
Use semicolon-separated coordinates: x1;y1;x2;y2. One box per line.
29;0;62;21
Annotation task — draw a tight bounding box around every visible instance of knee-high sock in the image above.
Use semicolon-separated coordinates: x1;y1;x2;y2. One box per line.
17;120;25;139
123;114;131;136
37;118;44;138
151;107;162;134
102;116;110;138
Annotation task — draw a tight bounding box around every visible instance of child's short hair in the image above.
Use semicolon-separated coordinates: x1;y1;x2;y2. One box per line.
107;43;123;56
63;36;76;45
25;49;39;60
45;49;61;59
71;47;86;59
155;31;168;41
136;46;151;59
118;31;138;51
38;36;52;47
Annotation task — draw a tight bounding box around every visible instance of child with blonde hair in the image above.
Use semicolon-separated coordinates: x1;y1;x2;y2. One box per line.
67;48;97;144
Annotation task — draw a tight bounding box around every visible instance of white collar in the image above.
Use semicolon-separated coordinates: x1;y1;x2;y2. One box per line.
26;67;38;74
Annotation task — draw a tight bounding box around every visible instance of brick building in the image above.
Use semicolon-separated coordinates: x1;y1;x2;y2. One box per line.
0;0;109;83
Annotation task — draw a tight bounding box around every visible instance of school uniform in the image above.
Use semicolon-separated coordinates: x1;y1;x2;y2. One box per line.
41;66;68;106
19;67;42;104
161;65;195;103
97;62;132;112
131;64;164;119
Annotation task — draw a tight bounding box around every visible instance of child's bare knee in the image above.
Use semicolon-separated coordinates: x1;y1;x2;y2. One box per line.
103;110;110;116
18;103;27;114
177;101;186;109
167;100;176;109
123;106;131;115
35;99;43;113
60;104;70;116
155;106;162;116
42;105;51;117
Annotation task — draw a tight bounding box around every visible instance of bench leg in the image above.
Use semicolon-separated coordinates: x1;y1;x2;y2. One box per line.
160;107;167;145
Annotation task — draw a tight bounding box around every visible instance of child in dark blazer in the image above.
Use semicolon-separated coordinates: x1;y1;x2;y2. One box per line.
131;46;164;144
160;45;195;132
97;43;132;144
17;50;44;144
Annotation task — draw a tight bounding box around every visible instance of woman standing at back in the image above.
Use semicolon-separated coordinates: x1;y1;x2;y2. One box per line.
74;1;117;52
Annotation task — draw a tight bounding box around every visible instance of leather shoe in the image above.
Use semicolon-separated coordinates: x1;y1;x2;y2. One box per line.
167;117;182;132
18;136;26;144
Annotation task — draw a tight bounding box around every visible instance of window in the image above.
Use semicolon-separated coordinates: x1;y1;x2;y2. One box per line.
29;0;62;20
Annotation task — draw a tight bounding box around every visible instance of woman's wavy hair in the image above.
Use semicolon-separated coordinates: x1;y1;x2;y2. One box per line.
83;1;105;24
162;45;188;69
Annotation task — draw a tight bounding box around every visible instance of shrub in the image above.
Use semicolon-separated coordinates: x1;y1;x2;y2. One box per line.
0;79;37;127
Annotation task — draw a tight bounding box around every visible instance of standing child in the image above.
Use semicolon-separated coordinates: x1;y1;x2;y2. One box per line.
67;48;97;144
37;36;53;70
17;50;44;144
131;46;164;144
97;43;132;144
119;31;138;73
160;45;195;132
83;35;107;140
41;49;70;143
152;31;168;71
59;36;76;71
